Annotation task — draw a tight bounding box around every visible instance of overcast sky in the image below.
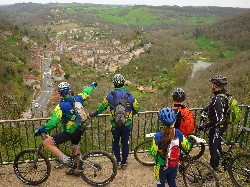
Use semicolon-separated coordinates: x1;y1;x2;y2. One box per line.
0;0;250;8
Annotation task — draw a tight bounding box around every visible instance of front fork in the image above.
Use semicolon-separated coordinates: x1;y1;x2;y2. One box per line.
30;143;43;170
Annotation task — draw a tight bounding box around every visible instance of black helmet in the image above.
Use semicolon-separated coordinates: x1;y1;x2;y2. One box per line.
209;75;227;86
172;88;185;102
113;74;125;88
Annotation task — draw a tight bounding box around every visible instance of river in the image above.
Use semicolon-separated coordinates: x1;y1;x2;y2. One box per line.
190;61;213;79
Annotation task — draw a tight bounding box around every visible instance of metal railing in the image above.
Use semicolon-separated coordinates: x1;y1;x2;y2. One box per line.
0;106;249;165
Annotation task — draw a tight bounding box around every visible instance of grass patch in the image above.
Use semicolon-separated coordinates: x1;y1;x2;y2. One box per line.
90;7;158;26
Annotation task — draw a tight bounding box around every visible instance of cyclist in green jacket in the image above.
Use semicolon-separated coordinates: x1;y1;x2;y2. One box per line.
89;74;140;170
34;81;97;168
149;107;190;187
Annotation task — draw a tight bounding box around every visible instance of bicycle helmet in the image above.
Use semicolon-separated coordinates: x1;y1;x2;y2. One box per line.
113;74;125;88
58;82;71;94
158;107;176;125
172;88;186;102
209;75;227;86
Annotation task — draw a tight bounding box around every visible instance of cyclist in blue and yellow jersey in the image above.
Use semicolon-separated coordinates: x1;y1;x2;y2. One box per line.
34;81;97;169
89;74;140;170
149;107;191;187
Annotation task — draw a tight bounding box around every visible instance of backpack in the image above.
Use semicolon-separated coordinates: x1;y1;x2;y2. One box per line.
218;94;241;125
62;97;88;126
111;91;130;128
160;132;180;168
173;106;195;136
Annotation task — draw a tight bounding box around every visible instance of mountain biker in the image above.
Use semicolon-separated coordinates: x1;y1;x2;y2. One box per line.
171;88;195;136
149;107;190;187
88;74;140;170
172;88;186;128
34;81;97;172
199;75;229;171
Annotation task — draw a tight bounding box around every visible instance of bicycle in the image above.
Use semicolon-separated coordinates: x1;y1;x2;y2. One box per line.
134;129;206;166
198;112;250;187
13;125;117;186
137;132;220;186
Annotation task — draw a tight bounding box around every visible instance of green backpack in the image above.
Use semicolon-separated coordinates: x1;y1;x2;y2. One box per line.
219;94;242;125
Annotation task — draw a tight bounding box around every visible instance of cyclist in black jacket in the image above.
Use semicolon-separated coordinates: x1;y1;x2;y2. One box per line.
199;75;229;170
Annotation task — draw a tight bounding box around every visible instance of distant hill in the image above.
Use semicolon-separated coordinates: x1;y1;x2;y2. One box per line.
0;3;250;119
0;3;245;30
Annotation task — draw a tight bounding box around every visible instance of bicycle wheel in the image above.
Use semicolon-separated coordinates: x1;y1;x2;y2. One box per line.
13;148;51;185
134;139;154;166
186;136;205;160
183;160;220;187
228;153;250;187
80;150;117;186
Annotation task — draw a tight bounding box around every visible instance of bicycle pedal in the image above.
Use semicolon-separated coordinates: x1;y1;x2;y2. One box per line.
54;163;64;169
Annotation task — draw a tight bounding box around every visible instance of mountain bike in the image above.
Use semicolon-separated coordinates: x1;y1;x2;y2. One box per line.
134;129;206;166
198;112;250;187
135;132;220;186
13;125;117;186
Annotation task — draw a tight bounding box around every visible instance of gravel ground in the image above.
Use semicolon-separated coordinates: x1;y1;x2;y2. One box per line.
0;153;235;187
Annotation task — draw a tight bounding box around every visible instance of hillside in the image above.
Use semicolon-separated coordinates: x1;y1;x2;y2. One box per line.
0;4;250;119
0;17;47;119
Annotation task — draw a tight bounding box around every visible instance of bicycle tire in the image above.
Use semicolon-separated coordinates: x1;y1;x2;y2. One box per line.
13;148;51;185
183;160;220;187
134;139;154;166
228;153;250;187
186;136;205;161
80;150;117;186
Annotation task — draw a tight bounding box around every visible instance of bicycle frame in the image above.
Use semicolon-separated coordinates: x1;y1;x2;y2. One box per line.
199;112;250;169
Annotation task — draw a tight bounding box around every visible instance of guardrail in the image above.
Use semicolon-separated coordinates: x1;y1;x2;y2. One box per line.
0;106;249;165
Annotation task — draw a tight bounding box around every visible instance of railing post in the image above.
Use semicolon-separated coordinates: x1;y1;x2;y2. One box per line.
240;105;250;147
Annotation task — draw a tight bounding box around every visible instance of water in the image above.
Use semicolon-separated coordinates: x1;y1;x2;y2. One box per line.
191;61;213;79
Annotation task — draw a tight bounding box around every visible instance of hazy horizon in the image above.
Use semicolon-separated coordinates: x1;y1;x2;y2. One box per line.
0;0;250;8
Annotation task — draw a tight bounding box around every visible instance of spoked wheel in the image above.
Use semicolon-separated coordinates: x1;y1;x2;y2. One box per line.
183;160;220;187
13;148;51;185
185;136;205;161
228;153;250;187
80;150;117;186
134;139;154;166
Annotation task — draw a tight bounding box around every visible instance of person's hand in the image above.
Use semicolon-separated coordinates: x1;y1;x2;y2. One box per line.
197;125;206;131
90;81;97;88
88;113;95;117
34;129;41;136
200;109;204;114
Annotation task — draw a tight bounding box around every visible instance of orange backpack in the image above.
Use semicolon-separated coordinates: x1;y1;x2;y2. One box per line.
173;106;195;136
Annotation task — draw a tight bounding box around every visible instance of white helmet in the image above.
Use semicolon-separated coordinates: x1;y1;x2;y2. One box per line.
58;82;71;94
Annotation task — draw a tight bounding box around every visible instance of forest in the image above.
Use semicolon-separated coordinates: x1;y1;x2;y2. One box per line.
0;3;250;119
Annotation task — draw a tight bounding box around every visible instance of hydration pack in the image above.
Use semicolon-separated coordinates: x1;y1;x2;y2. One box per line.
173;106;195;136
111;91;130;128
218;94;241;125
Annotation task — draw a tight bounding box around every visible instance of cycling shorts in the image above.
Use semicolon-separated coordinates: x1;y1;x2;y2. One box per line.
52;129;83;145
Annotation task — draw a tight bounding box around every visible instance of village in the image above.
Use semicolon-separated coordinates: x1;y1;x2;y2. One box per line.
22;28;154;93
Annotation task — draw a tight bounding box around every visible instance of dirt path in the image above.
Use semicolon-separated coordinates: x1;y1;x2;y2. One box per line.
0;153;234;187
0;154;182;187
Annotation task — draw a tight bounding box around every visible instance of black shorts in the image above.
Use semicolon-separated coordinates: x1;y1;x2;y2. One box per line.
52;129;83;145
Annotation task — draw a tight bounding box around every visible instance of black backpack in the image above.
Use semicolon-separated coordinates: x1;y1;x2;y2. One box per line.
111;91;130;128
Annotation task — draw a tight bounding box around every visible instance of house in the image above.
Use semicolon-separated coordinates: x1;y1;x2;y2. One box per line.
22;74;41;90
195;49;204;55
51;64;65;81
108;63;117;72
